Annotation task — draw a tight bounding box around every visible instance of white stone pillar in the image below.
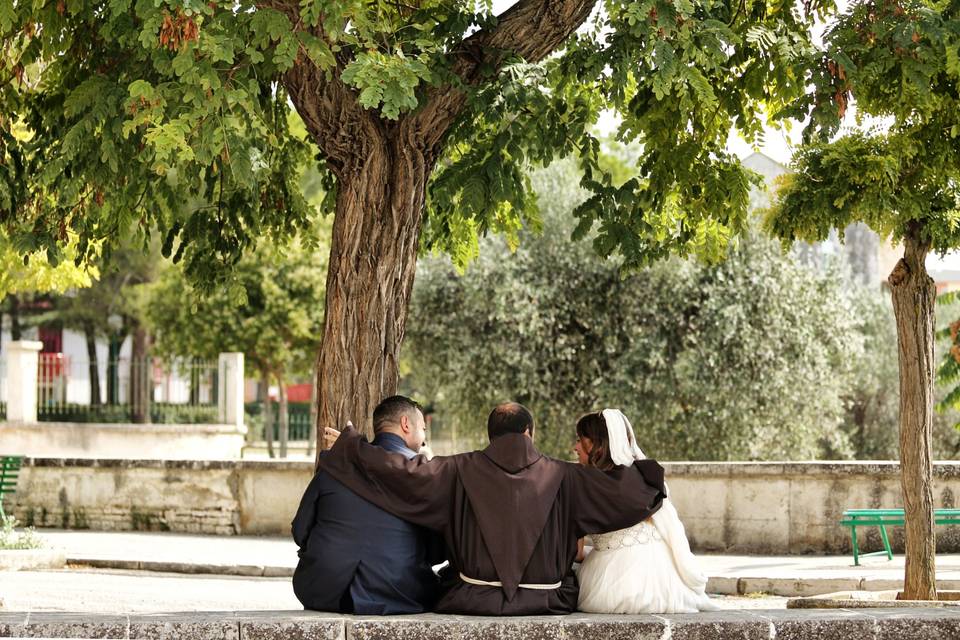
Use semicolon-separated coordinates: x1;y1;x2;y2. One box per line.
5;341;43;424
218;352;245;431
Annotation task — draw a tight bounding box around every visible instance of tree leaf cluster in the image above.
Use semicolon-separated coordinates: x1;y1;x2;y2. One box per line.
0;227;95;297
1;0;840;288
766;0;960;253
1;0;318;291
424;0;836;270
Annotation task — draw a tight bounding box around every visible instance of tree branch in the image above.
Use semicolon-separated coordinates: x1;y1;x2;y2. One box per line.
282;61;382;180
261;0;381;177
412;0;599;158
283;1;597;174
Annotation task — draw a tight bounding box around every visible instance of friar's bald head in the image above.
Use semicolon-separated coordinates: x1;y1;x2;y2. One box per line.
487;402;535;441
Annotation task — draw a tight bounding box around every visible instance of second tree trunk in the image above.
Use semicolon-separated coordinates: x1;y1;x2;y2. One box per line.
889;228;937;600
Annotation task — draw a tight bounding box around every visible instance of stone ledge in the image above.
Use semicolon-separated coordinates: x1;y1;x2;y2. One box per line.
3;609;960;640
7;422;246;435
67;558;293;578
662;461;960;477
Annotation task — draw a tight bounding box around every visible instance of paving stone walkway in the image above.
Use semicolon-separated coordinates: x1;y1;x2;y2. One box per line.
0;567;784;613
31;529;960;596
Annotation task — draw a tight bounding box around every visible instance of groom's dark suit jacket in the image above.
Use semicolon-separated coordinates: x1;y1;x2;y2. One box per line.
291;432;443;614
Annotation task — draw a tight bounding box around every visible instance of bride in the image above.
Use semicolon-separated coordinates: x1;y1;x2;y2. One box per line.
573;409;718;614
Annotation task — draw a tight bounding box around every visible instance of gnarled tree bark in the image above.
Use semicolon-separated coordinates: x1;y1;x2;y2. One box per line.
280;0;603;461
308;122;428;440
888;225;937;600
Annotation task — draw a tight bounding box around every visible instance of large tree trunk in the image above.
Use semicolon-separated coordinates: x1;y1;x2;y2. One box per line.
130;324;151;424
306;366;318;458
282;1;600;466
888;227;937;600
83;320;101;406
310;136;428;451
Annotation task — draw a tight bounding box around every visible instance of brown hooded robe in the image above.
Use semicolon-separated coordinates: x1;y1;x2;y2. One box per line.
319;427;666;615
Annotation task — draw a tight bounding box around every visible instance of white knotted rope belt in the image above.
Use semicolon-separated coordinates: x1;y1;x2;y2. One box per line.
459;572;562;590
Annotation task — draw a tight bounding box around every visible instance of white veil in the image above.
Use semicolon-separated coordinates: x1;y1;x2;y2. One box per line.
600;409;711;596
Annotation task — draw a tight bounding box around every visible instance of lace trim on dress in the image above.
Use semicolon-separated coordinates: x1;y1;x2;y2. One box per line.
591;520;663;551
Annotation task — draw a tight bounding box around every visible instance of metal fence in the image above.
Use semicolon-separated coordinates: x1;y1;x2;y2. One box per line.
36;355;219;423
245;401;312;441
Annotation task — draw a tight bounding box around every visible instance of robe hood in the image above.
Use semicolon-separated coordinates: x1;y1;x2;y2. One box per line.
483;432;542;473
457;433;565;601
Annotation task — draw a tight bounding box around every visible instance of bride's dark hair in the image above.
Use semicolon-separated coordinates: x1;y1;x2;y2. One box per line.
575;412;617;471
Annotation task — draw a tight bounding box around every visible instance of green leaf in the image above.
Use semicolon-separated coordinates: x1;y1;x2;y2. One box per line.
249;9;291;46
273;33;299;71
0;0;15;33
297;32;335;69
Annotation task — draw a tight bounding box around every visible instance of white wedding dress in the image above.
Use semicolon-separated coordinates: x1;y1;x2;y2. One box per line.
576;410;718;614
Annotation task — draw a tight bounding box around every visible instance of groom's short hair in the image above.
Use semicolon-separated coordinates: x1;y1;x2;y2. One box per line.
487;402;535;440
373;395;423;434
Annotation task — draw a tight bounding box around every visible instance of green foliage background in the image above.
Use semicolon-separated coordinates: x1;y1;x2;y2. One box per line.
145;233;327;382
406;160;960;461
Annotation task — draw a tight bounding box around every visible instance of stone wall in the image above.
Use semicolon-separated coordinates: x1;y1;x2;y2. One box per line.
11;457;960;551
0;421;247;460
667;461;960;554
11;458;312;535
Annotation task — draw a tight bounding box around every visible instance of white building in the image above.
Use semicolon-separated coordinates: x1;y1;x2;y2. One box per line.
0;318;210;407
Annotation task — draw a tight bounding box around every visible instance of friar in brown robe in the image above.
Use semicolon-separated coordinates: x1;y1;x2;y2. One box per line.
320;402;666;616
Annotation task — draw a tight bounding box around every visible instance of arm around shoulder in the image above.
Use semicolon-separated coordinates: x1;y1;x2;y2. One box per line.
319;426;458;532
568;458;667;537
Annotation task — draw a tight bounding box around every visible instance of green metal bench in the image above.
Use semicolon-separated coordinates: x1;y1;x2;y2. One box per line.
840;508;960;565
0;455;23;522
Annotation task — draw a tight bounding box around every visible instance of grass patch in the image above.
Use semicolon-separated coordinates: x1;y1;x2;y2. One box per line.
0;516;44;550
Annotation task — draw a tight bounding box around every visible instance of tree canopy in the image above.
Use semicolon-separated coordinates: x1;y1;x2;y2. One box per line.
1;0;836;281
765;0;960;249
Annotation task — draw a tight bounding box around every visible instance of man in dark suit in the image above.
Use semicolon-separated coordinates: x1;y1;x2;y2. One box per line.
291;395;443;614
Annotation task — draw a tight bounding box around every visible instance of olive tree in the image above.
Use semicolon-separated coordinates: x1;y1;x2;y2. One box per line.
407;161;863;460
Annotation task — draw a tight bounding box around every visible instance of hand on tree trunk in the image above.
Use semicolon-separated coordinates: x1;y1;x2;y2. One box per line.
322;425;344;451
